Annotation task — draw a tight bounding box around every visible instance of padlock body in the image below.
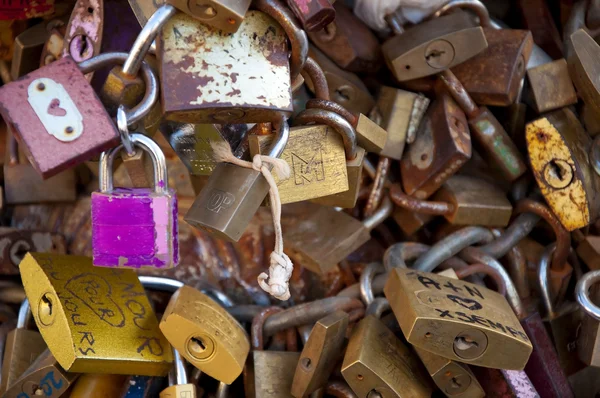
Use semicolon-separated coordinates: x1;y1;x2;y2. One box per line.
92;188;179;269
0;57;119;178
185;162;269;242
158;11;292;124
527;59;577;113
165;0;251;33
0;329;46;395
253;351;300;398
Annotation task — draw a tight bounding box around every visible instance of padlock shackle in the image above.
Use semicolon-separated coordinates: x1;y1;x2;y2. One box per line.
138;276;183;292
384;242;430;271
455;263;507;296
17;299;31;329
267;115;290;158
576;269;600;321
293;108;357;159
170;348;188;386
431;0;492;28
365;297;390;318
253;0;308;80
306;99;357;126
251;306;283;350
99;134;167;194
300;58;330;101
539;243;558;319
359;262;384;305
78;52;158;127
123;4;176;77
362;196;393;231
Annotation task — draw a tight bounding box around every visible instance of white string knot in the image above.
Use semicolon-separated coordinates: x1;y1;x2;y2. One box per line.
211;141;294;301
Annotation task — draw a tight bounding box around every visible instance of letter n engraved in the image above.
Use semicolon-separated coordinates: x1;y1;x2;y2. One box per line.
206;189;235;213
292;150;324;185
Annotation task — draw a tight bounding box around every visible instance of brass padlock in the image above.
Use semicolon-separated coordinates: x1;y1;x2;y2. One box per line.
159;348;197;397
165;0;251;33
526;108;600;231
184;118;288;242
3;349;79;398
308;1;380;73
385;268;532;370
439;70;527;182
158;10;293;124
376;86;429;161
400;91;471;200
382;11;488;82
527;59;578;113
568;29;600;120
291;311;348;397
341;298;433;397
0;299;47;395
160;122;248;176
160;285;250;384
451;28;533;106
19;252;173;376
283;197;393;274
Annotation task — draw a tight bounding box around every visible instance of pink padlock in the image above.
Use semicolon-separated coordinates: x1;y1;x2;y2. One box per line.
91;133;179;269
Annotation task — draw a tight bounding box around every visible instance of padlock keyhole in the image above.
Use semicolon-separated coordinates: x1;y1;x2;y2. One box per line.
190;336;206;353
47;98;67;117
41;294;53;316
454;336;478;351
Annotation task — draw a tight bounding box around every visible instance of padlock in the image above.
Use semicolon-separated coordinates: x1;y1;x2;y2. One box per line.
91;133;179;269
284;196;393;274
0;299;47;395
166;0;251;33
439;70;527;182
286;0;335;32
568;29;600;120
159;348;197;397
69;373;130;397
517;0;564;59
158;10;293;124
307;46;375;116
291;311;348;397
19;252;173;375
0;228;66;275
0;55;121;178
160;285;250;384
62;0;103;70
376;86;429;161
432;175;513;227
527;59;578;113
185;118;288;242
341;298;433;397
3;349;79;398
160;121;248;176
308;1;380;73
526;107;600;231
249;307;300;398
382;10;488;82
576;235;600;270
451;28;533;106
400;91;471;200
3;123;77;205
385;267;533;369
576;270;600;368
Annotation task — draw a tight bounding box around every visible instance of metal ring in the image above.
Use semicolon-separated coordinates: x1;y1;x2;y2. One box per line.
590;135;600;177
301;58;329;101
117;106;136;157
122;4;176;76
293;108;357;159
138;275;184;292
253;0;308;80
431;0;492;27
99;133;168;194
576;270;600;321
173;349;188;385
383;242;430;271
359;262;384;305
78;52;158;127
538;244;557;319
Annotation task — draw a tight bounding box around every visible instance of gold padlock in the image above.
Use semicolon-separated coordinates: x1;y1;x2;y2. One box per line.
384;268;532;370
19;252;173;376
159;285;250;384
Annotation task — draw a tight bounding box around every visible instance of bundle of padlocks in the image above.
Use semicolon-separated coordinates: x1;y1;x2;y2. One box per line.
3;0;600;396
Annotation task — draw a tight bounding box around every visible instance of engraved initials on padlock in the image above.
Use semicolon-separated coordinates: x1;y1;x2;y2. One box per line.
206;189;235;214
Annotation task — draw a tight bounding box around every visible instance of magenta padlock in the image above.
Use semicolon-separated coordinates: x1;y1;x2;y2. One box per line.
0;56;119;178
91;133;179;269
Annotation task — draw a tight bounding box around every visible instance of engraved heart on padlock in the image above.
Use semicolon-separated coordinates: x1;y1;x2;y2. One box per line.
47;98;67;117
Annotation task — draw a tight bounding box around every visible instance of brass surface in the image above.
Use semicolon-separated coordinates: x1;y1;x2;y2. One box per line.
354;114;387;154
100;66;145;116
19;253;173;376
0;329;47;394
253;351;300;398
249;125;349;204
384;268;532;370
165;0;251;33
159;286;250;384
159;383;197;397
527;59;577;113
576;236;600;270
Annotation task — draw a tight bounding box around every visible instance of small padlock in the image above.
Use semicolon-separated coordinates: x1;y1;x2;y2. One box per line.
159;348;197;398
185;118;288;242
308;1;380;73
62;0;104;70
19;252;173;376
382;10;488;82
0;56;120;178
400;91;471;200
92;133;179;269
385;267;533;370
451;28;533;106
526;107;600;231
158;10;293;124
527;59;578;113
283;196;392;274
376;86;429;161
291;311;348;397
160;285;250;384
286;0;335;32
160;121;248;176
3;349;79;398
439;70;527;182
0;299;47;395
